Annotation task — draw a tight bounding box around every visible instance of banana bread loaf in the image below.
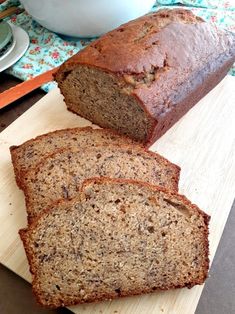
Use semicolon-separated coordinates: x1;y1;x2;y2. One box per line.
20;178;209;308
21;145;180;221
55;9;235;145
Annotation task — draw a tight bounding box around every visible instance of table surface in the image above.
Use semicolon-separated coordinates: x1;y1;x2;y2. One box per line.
0;73;234;314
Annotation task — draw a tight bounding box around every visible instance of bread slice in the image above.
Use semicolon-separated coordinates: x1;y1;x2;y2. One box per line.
10;127;138;187
20;178;210;308
21;145;180;221
22;145;180;222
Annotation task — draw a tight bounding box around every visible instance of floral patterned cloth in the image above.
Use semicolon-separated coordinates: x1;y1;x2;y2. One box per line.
157;0;234;9
1;0;234;92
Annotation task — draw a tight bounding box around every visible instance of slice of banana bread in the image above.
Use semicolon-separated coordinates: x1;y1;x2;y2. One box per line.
20;178;209;308
21;145;180;222
10;127;138;187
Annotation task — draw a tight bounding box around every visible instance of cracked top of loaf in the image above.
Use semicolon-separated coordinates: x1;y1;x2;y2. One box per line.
58;9;234;73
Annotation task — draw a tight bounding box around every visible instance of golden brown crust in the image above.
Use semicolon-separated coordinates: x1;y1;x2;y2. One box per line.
55;9;205;77
55;9;235;145
10;145;21;187
20;177;209;308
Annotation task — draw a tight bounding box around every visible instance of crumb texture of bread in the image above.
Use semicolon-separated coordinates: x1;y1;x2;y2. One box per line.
20;178;209;308
55;9;235;144
22;145;180;221
10;127;138;187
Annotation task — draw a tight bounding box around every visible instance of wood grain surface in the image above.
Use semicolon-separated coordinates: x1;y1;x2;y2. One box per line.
0;76;234;314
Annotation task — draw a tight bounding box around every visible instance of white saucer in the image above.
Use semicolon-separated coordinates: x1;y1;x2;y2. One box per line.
0;24;29;72
0;32;16;62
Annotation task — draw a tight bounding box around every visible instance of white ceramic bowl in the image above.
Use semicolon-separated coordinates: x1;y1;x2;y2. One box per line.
20;0;156;37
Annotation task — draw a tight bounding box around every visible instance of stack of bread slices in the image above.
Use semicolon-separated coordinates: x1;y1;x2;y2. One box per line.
10;127;209;308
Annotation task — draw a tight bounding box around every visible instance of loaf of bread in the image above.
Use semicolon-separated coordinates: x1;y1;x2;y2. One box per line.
20;178;209;308
55;9;235;145
22;145;180;221
10;127;138;187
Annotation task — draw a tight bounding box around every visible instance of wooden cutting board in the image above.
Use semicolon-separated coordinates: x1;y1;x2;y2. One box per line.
0;76;235;314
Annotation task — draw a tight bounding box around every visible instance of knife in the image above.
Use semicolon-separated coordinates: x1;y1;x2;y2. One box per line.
0;67;58;109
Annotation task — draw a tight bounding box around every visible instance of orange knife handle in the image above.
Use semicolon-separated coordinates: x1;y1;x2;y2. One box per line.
0;67;58;109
